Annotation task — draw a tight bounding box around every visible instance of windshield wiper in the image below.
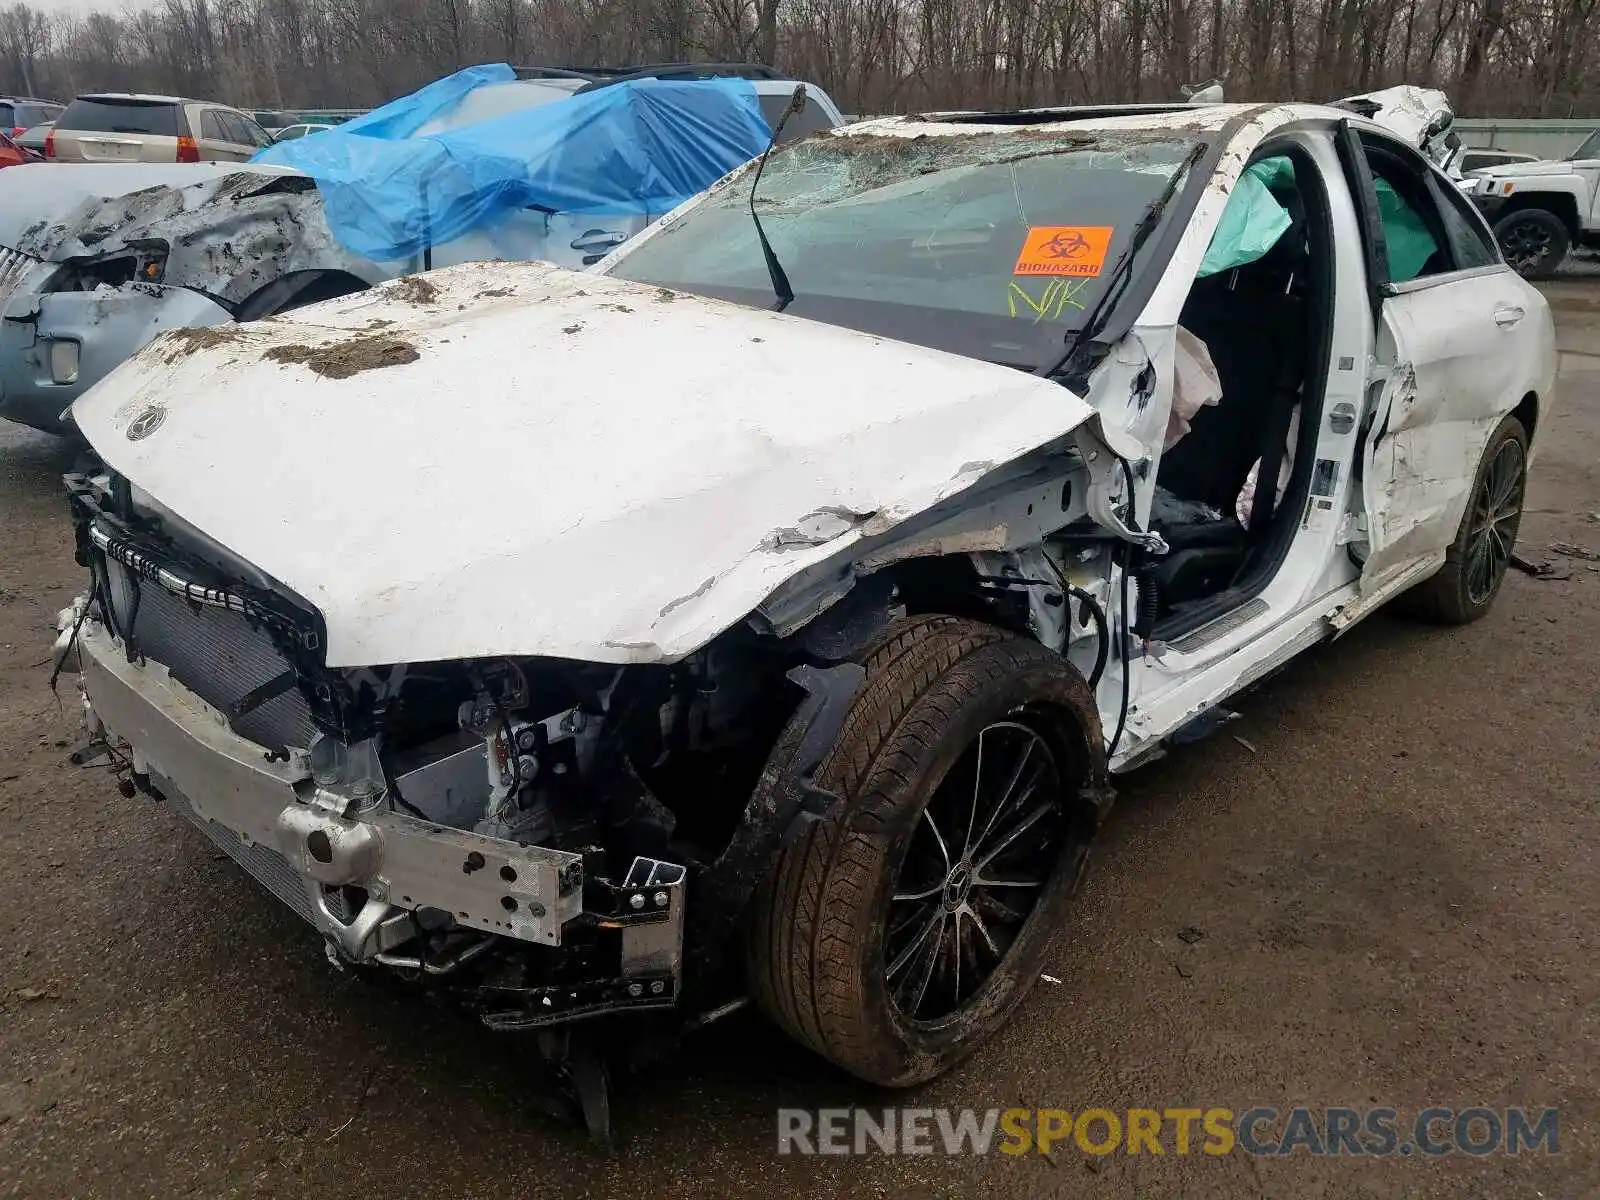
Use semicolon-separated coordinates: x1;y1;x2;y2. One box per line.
1041;142;1206;378
747;84;807;312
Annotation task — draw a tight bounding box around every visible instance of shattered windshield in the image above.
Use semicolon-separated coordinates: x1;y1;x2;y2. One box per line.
606;128;1203;367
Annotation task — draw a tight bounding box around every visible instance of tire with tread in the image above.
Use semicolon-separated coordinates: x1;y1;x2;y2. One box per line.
1492;208;1569;280
745;615;1102;1086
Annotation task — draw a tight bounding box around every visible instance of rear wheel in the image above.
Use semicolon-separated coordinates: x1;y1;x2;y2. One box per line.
745;618;1104;1086
1493;208;1570;279
1400;414;1528;624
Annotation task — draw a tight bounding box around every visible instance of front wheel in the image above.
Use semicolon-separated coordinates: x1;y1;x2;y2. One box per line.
1493;208;1570;279
1400;414;1529;624
745;618;1105;1086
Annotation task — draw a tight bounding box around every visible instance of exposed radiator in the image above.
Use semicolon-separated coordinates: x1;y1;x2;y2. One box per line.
107;558;318;752
174;797;319;924
164;779;351;927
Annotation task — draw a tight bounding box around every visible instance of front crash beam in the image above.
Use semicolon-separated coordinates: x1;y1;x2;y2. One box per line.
77;621;585;951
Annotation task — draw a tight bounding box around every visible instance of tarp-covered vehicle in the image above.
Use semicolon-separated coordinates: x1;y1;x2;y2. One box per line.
56;99;1552;1134
0;63;843;435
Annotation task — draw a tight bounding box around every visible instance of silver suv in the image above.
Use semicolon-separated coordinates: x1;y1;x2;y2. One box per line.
48;94;273;163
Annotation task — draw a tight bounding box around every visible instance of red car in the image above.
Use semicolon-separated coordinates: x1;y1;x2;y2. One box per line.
0;130;39;167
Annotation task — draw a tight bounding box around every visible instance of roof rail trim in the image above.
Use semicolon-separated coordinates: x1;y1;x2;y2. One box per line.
574;62;790;93
933;103;1214;125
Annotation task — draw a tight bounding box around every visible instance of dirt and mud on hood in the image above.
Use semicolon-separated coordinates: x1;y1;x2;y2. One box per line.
73;260;1100;669
262;334;421;379
152;321;420;379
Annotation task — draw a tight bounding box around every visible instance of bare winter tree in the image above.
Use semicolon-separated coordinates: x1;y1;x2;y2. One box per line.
2;0;1596;117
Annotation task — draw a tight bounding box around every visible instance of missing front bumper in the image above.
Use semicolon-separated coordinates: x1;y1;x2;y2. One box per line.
75;622;686;1011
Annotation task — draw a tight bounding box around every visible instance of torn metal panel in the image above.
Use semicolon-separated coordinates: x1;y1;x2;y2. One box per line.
1331;86;1455;164
1360;415;1494;588
10;166;381;306
0;163;297;251
854;455;1089;571
74;260;1099;668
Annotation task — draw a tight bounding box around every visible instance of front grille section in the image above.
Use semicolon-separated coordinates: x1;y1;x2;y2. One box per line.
110;557;318;751
79;506;330;754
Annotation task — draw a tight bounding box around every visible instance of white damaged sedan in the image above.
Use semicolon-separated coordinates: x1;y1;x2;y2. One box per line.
56;100;1554;1110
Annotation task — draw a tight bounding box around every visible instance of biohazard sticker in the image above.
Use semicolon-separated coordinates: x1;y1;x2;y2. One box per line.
1013;226;1114;277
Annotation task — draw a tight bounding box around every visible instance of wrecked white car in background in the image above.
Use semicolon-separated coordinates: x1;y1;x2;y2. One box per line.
0;62;843;435
0;161;374;434
56;98;1552;1137
1330;85;1459;172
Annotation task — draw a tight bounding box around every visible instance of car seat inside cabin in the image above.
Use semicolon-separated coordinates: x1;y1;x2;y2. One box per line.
1151;143;1441;636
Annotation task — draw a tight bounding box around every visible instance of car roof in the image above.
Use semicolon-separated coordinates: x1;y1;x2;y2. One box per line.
412;78;587;136
838;102;1353;139
74;92;198;106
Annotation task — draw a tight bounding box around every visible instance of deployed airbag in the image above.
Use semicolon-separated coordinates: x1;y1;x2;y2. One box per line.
1374;177;1440;282
1167;325;1222;450
1197;156;1294;278
255;64;774;261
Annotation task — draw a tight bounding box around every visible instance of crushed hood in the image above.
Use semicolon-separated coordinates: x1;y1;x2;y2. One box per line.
73;261;1097;667
0;163;376;305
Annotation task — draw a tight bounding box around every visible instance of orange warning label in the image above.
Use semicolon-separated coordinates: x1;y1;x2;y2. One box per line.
1013;226;1114;277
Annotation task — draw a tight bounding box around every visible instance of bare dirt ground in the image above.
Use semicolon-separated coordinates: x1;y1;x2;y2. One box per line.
2;294;1598;1199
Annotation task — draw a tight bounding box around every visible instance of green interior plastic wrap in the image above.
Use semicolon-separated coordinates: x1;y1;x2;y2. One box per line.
1196;156;1294;278
1374;177;1440;282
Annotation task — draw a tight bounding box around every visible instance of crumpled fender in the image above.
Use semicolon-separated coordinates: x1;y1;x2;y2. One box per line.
7;165;385;306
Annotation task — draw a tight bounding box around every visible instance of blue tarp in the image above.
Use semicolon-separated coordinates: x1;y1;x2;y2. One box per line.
254;64;774;262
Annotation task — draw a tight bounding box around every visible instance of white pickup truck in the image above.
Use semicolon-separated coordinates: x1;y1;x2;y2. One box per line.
1461;129;1600;277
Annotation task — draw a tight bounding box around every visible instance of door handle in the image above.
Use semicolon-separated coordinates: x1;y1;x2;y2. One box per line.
570;229;628;253
1494;304;1525;327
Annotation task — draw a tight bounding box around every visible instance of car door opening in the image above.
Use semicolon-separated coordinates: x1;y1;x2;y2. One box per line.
1148;140;1337;639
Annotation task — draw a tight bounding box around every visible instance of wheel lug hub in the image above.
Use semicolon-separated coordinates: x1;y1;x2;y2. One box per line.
943;863;973;909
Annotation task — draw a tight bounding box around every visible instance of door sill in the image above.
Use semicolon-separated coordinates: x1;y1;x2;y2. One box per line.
1164;598;1272;654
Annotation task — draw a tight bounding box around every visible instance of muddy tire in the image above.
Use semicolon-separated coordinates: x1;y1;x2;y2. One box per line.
1493;209;1570;280
1399;414;1529;625
745;617;1104;1087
